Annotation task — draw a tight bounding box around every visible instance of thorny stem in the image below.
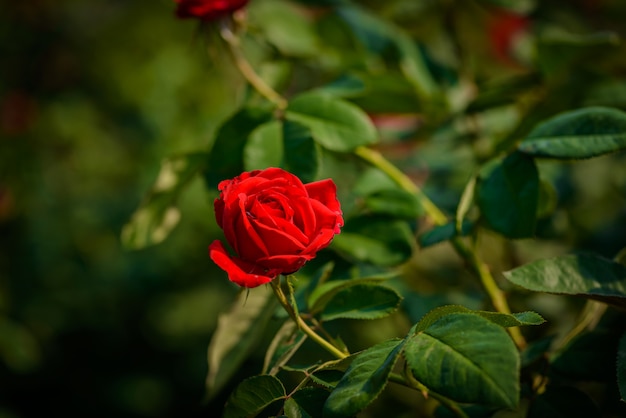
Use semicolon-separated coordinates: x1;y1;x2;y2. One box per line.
222;19;527;349
270;279;348;360
355;146;527;350
219;23;288;110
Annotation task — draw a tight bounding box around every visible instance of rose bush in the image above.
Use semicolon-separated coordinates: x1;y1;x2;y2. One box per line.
209;167;344;288
174;0;249;21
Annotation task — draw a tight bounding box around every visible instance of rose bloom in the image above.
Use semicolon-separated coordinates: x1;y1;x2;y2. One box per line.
209;168;344;288
174;0;249;21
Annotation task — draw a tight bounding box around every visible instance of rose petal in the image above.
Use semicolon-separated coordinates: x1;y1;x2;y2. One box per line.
303;228;337;254
231;193;270;259
209;241;275;288
305;179;342;214
214;197;225;229
257;253;312;273
253;221;307;255
309;198;343;234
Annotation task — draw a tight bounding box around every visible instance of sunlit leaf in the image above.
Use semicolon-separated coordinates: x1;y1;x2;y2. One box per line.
249;0;319;57
364;188;421;218
206;287;278;399
477;152;539;238
121;153;206;249
406;312;519;408
519;107;626;159
503;254;626;308
324;339;405;418
286;92;377;152
223;374;286;418
244;120;283;171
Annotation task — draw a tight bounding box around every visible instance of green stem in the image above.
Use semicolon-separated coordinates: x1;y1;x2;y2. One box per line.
270;279;348;360
354;146;527;350
354;146;448;225
220;24;288;110
389;372;469;418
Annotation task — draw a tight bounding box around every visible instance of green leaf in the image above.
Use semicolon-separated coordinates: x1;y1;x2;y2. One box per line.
527;386;601;418
406;312;520;409
617;333;626;402
308;275;393;314
284;387;330;418
223;374;286;418
336;5;439;99
310;370;345;390
244;120;283;171
320;283;402;321
477;152;539;238
205;107;273;188
324;339;405;418
262;321;307;376
285;92;377;152
413;305;544;332
121;153;206;249
206;287;278;399
332;215;414;266
418;220;474;248
503;254;626;308
536;27;620;76
364;188;421;218
249;0;319;57
518;107;626;159
282;120;320;183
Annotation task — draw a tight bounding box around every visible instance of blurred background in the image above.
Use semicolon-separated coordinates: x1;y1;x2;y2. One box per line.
0;1;243;416
2;0;626;417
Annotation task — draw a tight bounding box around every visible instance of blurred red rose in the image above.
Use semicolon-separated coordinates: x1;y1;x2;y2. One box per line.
209;167;343;288
488;10;529;65
174;0;249;21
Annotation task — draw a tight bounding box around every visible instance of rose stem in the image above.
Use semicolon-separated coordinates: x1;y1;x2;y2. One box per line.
219;15;525;350
354;146;527;350
219;23;288;110
390;369;470;418
270;278;348;360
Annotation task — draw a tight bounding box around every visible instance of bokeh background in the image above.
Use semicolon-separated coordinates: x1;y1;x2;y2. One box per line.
2;0;626;417
1;1;241;416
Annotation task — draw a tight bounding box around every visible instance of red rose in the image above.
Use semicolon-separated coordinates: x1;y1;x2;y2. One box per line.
174;0;249;21
209;167;344;288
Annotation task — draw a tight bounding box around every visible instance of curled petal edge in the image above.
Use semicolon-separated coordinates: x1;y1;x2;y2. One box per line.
209;241;276;288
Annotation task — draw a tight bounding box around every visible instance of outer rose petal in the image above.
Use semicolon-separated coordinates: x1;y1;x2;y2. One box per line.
209;241;275;288
305;179;342;214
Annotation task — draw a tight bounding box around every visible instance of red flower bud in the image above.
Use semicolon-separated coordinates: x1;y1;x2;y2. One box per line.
174;0;249;21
